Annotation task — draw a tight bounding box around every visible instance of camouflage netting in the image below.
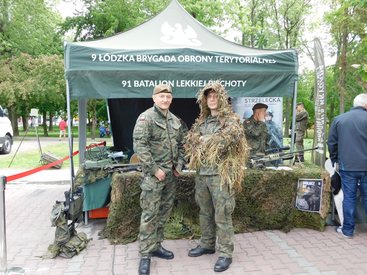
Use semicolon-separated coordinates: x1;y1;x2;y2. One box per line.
99;166;330;244
75;167;110;188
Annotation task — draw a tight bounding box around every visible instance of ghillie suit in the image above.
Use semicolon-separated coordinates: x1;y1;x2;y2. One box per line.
184;81;249;192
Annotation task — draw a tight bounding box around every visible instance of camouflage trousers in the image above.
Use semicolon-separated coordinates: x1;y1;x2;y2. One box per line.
295;130;305;157
138;171;177;256
195;174;235;258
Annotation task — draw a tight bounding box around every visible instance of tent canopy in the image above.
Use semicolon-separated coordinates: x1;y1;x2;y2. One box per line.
64;0;298;100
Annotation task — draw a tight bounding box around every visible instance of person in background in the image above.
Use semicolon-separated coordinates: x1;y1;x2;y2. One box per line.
265;109;283;150
243;103;270;156
327;93;367;238
185;81;248;273
295;102;309;162
58;118;67;141
133;84;185;275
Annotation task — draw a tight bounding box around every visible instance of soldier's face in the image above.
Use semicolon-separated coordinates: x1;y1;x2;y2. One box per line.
254;108;267;121
153;92;173;110
206;91;218;111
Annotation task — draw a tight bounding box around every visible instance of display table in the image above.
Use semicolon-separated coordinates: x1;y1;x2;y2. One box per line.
99;166;331;244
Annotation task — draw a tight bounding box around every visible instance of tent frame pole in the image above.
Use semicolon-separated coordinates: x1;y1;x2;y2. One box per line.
290;80;298;152
66;80;75;191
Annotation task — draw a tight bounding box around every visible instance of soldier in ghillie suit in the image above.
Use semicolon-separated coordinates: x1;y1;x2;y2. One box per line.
243;103;270;157
133;84;185;275
184;81;248;273
295;102;309;162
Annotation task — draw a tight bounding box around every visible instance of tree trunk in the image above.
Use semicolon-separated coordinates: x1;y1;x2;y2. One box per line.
338;9;349;114
9;106;19;136
91;115;96;140
91;104;97;140
49;113;53;131
42;112;48;137
21;114;28;132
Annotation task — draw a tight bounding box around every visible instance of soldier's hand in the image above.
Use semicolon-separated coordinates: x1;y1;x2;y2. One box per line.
155;168;166;181
173;169;180;177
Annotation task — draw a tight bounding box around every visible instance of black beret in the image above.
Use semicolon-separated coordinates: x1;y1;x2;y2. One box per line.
252;103;268;111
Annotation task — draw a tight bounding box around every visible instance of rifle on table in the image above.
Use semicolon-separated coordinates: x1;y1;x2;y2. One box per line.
103;163;142;173
83;158;141;173
249;147;319;169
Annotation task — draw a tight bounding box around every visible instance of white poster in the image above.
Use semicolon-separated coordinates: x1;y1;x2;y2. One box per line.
232;97;283;149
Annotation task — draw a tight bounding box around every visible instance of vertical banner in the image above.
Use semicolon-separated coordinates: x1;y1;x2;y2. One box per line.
232;97;283;149
313;38;327;166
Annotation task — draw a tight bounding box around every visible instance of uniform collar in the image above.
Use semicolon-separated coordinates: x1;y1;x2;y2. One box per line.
154;104;170;118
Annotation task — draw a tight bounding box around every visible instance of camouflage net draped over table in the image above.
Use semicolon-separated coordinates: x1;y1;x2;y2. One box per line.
100;167;330;244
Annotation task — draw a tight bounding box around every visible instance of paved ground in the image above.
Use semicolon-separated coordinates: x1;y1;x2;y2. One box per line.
1;178;367;275
2;141;367;275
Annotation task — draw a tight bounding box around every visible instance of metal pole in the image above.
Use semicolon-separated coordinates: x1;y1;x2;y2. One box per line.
290;80;298;152
0;176;7;274
66;80;75;193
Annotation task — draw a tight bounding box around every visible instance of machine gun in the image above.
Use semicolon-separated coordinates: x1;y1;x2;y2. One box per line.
249;147;319;169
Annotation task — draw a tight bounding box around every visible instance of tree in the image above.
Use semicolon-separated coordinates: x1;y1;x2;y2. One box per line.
325;0;367;114
224;0;269;48
60;0;224;41
31;55;66;136
0;0;63;57
0;54;36;135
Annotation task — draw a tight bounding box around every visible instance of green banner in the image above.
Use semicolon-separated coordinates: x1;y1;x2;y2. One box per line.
65;46;298;99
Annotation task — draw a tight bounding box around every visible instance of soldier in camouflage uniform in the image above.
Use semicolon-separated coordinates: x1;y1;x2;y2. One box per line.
185;81;248;273
295;102;309;162
133;84;185;275
243;103;270;157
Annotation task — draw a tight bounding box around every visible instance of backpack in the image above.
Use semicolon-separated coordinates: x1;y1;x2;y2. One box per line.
58;232;89;258
44;200;90;259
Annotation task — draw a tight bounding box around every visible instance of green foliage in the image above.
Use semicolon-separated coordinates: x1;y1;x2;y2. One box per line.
224;0;311;49
297;70;315;126
224;0;269;48
60;0;224;41
0;53;66;135
0;0;63;57
325;0;367;112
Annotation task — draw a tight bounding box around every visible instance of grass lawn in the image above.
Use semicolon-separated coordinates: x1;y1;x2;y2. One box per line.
0;142;80;169
1;126;113;169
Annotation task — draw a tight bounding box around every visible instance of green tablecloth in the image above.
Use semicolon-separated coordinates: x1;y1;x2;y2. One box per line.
83;176;111;211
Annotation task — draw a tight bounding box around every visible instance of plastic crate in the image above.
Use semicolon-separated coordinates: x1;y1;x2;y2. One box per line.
88;207;109;219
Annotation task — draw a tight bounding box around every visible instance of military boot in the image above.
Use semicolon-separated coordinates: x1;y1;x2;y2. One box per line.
138;257;151;275
214;257;232;272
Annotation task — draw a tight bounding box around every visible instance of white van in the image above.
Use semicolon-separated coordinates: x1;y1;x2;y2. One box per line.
0;106;13;154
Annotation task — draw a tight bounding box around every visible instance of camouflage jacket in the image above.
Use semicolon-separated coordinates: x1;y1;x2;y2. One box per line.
243;115;270;155
295;109;309;132
194;114;241;176
133;104;185;176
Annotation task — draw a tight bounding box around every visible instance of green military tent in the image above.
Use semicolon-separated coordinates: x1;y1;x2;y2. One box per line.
63;0;299;166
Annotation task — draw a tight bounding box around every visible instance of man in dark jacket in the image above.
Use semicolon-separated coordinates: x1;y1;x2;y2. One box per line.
327;93;367;238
